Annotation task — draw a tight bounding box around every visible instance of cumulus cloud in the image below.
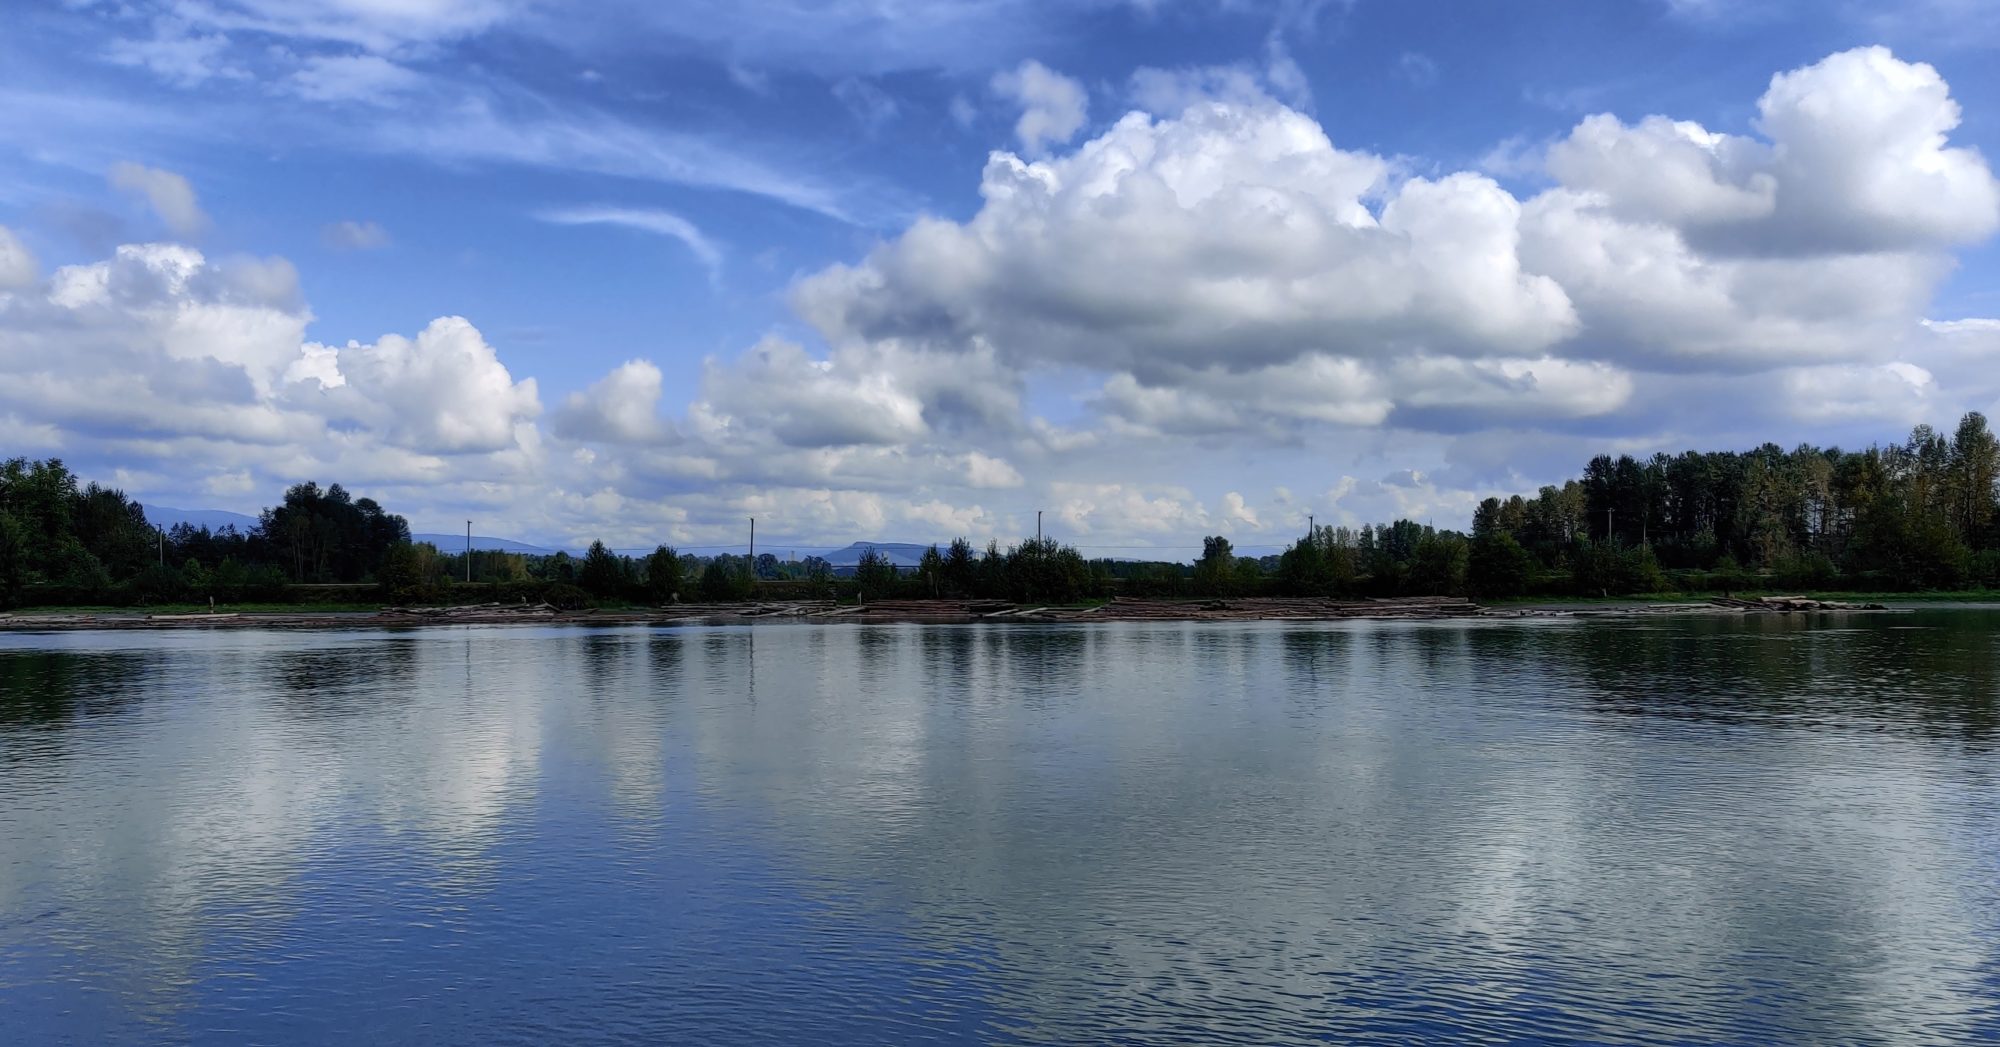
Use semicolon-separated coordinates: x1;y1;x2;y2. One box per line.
1781;361;1935;425
297;317;542;454
109;162;210;237
990;60;1088;156
797;101;1575;380
12;46;2000;552
0;239;542;511
1548;47;1998;255
1051;482;1211;536
1220;490;1261;528
552;359;668;444
693;338;931;449
797;45;1995;437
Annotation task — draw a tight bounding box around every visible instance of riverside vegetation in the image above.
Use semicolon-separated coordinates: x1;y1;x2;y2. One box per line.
3;413;1999;611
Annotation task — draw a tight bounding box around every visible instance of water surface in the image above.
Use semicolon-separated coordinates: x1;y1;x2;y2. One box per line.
3;611;1999;1044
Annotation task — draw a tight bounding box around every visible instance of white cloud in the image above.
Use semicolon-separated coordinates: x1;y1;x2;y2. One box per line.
990;60;1088;156
0;227;36;288
833;77;900;131
797;102;1575;378
1130;34;1315;115
794;45;1993;455
299;317;542;454
536;206;722;274
12;45;2000;551
727;63;771;94
322;219;391;250
552;359;669;445
965;451;1024;489
108;162;210;237
1129;64;1275;115
1548;48;1998;255
1051;482;1210;536
0;239;543;518
1220;490;1261;529
288;54;425;104
694;338;931;449
104;20;241;86
1782;361;1935;425
380;97;857;221
1397;51;1439;87
948;94;979;128
161;0;523;54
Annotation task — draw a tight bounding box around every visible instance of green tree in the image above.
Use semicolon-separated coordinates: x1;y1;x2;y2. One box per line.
698;558;749;602
0;511;27;608
918;544;944;597
1406;531;1469;595
801;555;834;597
378;541;447;604
579;540;626;598
943;537;977;596
1949;411;2000;544
855;546;898;599
643;545;683;603
1193;535;1235;595
1468;533;1535;598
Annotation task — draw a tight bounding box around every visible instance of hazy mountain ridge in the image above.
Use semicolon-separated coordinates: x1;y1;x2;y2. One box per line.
141;507;941;564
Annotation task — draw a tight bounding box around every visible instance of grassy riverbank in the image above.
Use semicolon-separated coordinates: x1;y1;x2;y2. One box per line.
4;601;387;616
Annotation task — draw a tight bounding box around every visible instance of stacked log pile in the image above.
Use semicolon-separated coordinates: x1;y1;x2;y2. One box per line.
380;602;562;623
1044;596;1486;622
6;593;1912;632
1709;595;1889;613
655;602;830;619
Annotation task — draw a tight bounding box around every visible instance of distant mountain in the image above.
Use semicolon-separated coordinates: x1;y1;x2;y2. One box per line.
412;533;556;555
142;505;260;533
816;542;933;568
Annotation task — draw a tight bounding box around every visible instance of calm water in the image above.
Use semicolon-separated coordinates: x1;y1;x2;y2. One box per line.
3;612;1999;1045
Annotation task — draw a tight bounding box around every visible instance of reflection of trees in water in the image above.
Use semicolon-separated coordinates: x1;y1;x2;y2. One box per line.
267;638;421;721
657;618;2000;1044
1486;613;2000;745
0;650;153;728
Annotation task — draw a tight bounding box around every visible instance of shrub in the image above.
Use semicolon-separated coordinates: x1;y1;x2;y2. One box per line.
543;582;591;610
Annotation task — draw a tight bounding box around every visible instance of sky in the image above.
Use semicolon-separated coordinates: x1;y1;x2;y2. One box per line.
4;0;2000;556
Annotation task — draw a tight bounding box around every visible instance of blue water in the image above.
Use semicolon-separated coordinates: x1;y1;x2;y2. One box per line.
3;613;1999;1044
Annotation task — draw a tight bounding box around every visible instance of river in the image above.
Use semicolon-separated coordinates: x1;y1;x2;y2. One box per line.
3;611;1998;1044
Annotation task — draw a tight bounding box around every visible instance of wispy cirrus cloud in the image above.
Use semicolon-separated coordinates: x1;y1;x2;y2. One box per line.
536;206;722;275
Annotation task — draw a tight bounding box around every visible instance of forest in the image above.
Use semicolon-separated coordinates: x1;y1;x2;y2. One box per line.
3;412;1997;609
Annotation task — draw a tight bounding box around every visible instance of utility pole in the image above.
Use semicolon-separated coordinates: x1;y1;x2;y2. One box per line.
158;526;164;566
1036;510;1043;544
748;517;755;577
465;520;472;583
1606;508;1616;546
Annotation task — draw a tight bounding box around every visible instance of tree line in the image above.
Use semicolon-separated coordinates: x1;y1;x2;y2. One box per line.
4;413;1997;608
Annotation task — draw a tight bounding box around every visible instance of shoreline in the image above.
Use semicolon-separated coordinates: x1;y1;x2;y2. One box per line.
0;595;1925;632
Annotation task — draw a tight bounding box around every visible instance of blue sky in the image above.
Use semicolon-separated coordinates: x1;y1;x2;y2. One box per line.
3;0;2000;554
